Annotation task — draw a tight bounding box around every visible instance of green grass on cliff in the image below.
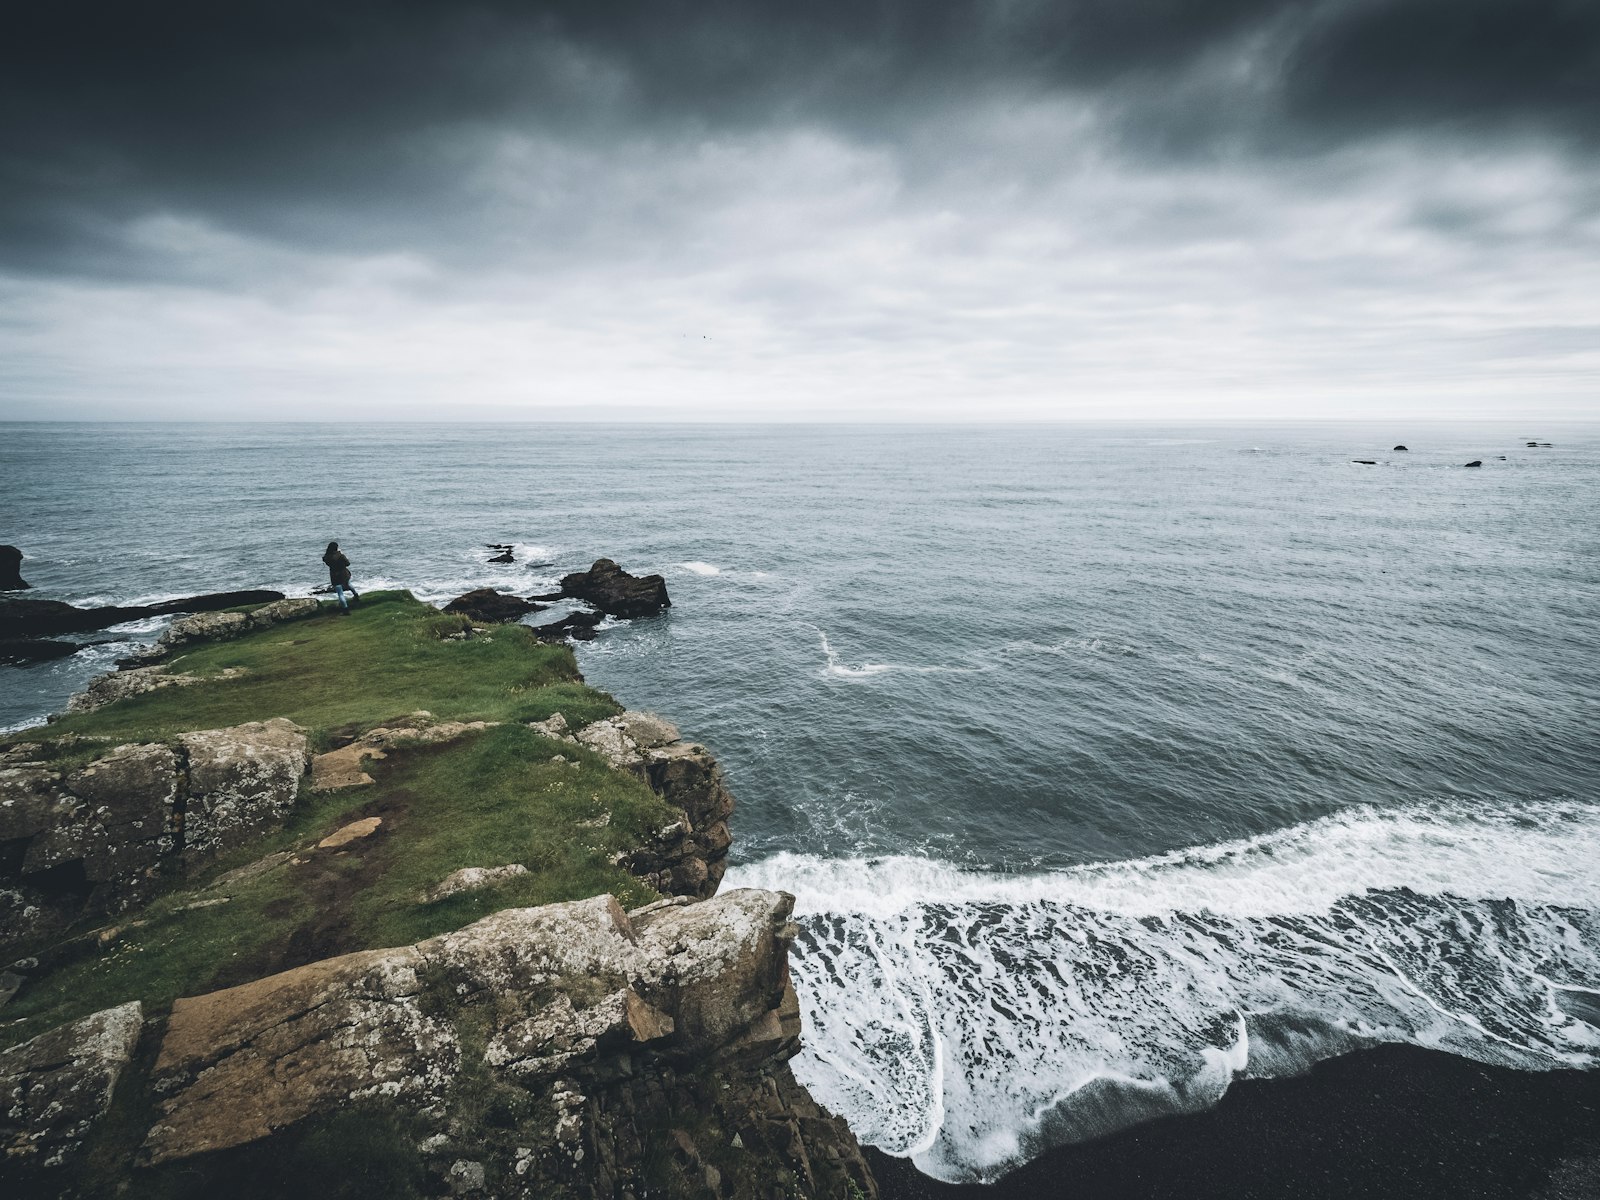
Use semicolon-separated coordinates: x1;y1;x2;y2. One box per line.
34;589;620;745
0;592;676;1050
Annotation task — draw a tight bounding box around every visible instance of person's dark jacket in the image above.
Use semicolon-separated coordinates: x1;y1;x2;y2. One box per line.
323;545;352;586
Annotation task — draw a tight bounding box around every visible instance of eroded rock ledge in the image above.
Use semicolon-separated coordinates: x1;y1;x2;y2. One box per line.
4;891;876;1198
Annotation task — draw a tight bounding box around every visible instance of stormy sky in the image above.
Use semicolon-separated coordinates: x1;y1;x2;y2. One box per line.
2;1;1597;420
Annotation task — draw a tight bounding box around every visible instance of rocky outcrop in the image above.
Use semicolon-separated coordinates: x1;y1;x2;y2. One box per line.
0;1001;143;1171
156;596;319;651
487;543;515;564
1464;460;1483;467
551;710;735;901
0;590;285;639
443;589;543;624
555;559;671;619
65;664;246;714
0;720;309;952
310;712;497;790
0;545;28;591
131;890;873;1196
423;863;530;902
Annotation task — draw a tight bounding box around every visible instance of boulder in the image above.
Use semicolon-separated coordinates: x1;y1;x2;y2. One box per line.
487;544;515;565
442;588;542;623
0;544;29;590
317;816;382;849
0;1001;143;1172
179;719;310;866
557;559;671;619
0;590;285;638
1392;445;1408;451
1464;460;1483;467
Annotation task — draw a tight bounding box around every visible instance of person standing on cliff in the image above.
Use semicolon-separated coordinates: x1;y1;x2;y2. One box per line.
322;541;359;613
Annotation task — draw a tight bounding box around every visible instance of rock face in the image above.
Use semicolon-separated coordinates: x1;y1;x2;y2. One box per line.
0;1001;143;1171
0;545;29;590
0;590;285;638
0;721;309;951
443;588;542;623
558;559;671;619
558;710;736;900
136;890;874;1197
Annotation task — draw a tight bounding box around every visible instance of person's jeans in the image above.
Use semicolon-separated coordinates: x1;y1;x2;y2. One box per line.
334;582;349;610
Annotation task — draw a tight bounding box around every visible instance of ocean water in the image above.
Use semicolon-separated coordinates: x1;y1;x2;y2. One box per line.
3;421;1598;1181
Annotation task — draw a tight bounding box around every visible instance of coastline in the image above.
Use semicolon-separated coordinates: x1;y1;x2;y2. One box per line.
869;1044;1600;1200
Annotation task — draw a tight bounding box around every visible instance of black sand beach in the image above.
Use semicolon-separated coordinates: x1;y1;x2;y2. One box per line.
871;1046;1600;1200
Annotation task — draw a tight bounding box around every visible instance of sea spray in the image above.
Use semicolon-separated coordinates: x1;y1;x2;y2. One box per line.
726;799;1600;1182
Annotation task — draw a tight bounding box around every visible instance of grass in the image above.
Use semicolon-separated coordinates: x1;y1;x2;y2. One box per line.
0;591;678;1051
26;590;621;747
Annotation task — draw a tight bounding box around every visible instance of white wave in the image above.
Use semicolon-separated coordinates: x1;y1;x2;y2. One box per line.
677;561;722;576
812;626;974;679
725;799;1600;1182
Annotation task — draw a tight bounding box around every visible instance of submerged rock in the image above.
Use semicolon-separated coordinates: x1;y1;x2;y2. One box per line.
558;558;671;619
0;545;29;590
442;588;542;623
532;609;604;642
1352;459;1377;465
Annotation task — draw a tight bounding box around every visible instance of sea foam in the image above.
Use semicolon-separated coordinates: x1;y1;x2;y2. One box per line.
725;799;1600;1182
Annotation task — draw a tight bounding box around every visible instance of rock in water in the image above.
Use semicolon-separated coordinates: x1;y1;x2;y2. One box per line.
1392;445;1408;451
442;588;542;623
0;589;285;638
0;638;78;665
1352;460;1377;465
1464;460;1483;467
558;558;671;618
0;544;29;590
532;610;605;642
486;543;515;564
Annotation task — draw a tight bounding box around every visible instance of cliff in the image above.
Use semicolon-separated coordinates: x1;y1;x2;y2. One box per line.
0;592;875;1198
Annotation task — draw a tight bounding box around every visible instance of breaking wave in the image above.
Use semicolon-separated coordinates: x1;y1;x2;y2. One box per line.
725;799;1600;1182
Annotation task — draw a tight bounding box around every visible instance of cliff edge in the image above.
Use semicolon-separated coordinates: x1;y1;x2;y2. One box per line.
0;591;875;1198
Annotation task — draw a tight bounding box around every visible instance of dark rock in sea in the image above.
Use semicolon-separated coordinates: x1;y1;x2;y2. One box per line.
1527;441;1540;447
0;545;29;590
441;588;542;623
1392;445;1408;451
1464;460;1483;468
0;590;285;638
558;558;671;618
487;550;514;564
532;610;605;642
0;638;80;666
1352;460;1377;465
1497;455;1507;460
485;542;515;564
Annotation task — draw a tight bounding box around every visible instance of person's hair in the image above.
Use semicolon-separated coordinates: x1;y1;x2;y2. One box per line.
326;541;339;553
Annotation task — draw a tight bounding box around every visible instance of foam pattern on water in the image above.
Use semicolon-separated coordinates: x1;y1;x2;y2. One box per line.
726;799;1600;1182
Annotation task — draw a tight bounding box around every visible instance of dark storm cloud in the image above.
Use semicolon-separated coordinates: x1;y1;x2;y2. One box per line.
3;0;1595;276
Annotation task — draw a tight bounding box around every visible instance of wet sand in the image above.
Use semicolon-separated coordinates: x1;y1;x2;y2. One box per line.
871;1045;1600;1200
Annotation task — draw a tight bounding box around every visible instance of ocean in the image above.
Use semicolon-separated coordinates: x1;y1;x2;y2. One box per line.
3;421;1598;1184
